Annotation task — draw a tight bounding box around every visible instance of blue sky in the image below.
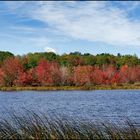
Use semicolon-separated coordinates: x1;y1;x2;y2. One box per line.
1;1;140;56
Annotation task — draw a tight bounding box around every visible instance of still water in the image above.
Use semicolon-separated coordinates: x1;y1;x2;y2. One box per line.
0;90;140;123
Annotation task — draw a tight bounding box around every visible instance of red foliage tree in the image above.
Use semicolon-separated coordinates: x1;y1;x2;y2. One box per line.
110;72;121;85
2;57;24;86
36;59;53;86
73;66;92;86
119;65;129;83
90;65;121;85
90;67;103;85
102;65;119;85
15;68;38;86
120;65;140;84
0;68;4;86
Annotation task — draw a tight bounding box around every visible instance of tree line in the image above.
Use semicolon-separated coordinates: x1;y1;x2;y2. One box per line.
0;51;140;87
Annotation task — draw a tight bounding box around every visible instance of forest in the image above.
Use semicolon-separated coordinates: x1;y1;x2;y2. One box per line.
0;51;140;87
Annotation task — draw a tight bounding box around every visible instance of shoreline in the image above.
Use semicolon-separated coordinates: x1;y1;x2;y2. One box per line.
0;84;140;91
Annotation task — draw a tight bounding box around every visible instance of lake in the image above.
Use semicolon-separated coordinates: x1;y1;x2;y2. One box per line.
0;90;140;123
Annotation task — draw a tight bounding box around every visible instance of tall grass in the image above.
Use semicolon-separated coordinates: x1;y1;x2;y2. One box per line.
0;111;140;139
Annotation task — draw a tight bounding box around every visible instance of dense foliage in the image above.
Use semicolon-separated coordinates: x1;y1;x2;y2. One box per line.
0;51;140;87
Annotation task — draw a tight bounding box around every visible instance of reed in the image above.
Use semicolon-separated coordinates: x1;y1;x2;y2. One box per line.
0;110;139;139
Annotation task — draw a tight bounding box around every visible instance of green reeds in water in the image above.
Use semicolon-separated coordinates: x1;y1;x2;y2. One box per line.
0;111;139;139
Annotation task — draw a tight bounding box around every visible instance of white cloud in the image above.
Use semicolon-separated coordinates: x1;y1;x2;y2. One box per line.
44;47;56;53
3;1;140;47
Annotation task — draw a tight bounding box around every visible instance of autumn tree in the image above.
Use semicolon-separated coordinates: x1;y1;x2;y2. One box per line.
102;65;118;85
50;62;62;86
0;68;4;86
73;66;92;86
14;68;38;86
120;65;140;84
2;57;24;86
36;59;53;86
90;67;103;85
60;67;71;85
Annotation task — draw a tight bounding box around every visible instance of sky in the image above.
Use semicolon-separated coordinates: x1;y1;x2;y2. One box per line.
1;1;140;56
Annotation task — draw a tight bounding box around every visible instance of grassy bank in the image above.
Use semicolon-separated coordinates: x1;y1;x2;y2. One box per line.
0;111;139;139
0;84;140;91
